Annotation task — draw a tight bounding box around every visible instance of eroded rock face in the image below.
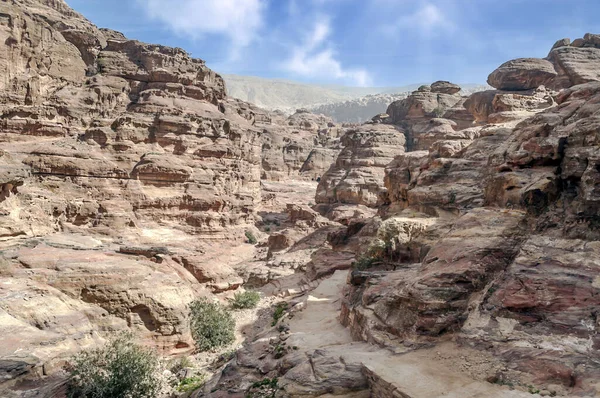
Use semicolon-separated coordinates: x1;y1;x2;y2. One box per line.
386;83;463;125
487;58;558;91
487;33;600;92
342;64;600;396
315;124;406;208
464;87;556;124
257;108;342;181
0;0;313;392
3;3;600;396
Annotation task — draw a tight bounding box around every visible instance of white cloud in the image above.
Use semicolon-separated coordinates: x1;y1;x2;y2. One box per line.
283;19;372;86
385;3;455;36
137;0;265;55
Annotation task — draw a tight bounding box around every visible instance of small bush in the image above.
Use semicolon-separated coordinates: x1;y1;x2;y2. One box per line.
273;344;286;359
176;375;205;393
246;378;279;398
271;302;288;326
169;356;193;375
448;190;457;204
231;291;261;310
66;333;171;398
432;106;445;118
190;298;235;352
352;256;378;271
245;230;258;245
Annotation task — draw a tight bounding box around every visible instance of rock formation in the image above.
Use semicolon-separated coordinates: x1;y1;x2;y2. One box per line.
202;35;600;398
255;108;343;181
0;1;338;395
487;33;600;91
2;2;600;397
340;37;600;397
315;123;406;219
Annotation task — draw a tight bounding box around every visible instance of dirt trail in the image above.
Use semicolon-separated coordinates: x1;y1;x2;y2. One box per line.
284;270;534;398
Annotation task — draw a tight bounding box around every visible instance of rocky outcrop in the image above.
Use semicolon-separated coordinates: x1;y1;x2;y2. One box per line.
0;0;314;392
340;44;600;396
487;58;558;91
464;86;556;124
487;33;600;91
256;108;343;181
430;80;461;94
3;3;600;396
315;124;406;208
386;83;463;125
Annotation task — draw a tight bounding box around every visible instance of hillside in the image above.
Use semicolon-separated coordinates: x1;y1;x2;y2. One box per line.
225;74;489;122
223;74;422;111
2;1;600;398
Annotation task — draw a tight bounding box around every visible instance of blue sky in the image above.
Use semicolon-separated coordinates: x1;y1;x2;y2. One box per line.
67;0;600;87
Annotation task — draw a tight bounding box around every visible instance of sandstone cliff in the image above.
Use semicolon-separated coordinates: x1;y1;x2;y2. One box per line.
2;1;600;397
0;1;336;395
202;35;600;398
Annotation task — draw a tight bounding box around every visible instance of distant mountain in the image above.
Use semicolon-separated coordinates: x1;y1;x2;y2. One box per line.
308;85;491;123
223;75;489;122
308;93;410;124
223;74;422;112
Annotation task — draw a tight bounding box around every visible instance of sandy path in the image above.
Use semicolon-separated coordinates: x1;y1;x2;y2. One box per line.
285;270;534;398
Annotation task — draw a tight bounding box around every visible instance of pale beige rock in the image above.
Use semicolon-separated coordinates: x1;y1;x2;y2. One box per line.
316;124;406;208
487;58;558;90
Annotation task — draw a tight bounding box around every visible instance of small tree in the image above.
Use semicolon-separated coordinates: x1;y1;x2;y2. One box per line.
245;230;258;245
231;291;261;310
189;298;235;351
66;333;171;398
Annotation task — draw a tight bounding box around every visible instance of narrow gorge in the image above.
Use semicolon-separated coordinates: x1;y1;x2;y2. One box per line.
1;1;600;398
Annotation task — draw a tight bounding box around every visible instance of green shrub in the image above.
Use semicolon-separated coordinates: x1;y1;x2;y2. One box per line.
176;375;206;393
448;190;457;204
246;378;279;398
66;333;170;398
168;356;193;375
245;230;258;245
190;298;235;352
432;106;445;118
231;291;261;310
352;256;378;271
273;344;286;359
271;302;288;326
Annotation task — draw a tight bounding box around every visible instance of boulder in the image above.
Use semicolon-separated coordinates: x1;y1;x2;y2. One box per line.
487;58;558;90
430;81;461;95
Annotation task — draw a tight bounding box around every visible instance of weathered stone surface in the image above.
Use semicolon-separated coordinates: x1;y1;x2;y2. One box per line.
2;3;600;396
487;58;558;91
430;80;461;95
257;109;342;181
0;0;311;393
464;87;555;124
0;242;204;392
463;236;600;392
386;87;462;125
344;71;600;396
550;38;571;51
487;34;600;92
316;124;405;208
547;45;600;86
